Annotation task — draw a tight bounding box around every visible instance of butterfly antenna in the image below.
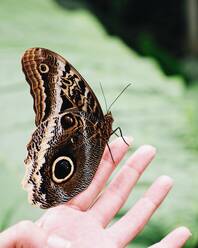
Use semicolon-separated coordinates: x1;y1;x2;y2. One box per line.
99;82;108;113
107;83;131;112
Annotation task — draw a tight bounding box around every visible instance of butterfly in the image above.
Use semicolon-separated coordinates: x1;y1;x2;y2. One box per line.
21;48;113;208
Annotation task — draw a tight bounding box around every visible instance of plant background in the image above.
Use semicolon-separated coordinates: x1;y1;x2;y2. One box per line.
0;0;198;247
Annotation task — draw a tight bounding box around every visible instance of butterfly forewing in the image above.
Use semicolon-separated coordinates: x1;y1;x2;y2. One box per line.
22;48;104;126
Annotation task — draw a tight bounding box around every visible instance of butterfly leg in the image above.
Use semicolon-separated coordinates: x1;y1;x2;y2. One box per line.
106;143;115;164
111;127;129;146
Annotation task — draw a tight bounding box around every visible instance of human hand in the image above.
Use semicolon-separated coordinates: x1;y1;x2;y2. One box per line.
0;138;191;248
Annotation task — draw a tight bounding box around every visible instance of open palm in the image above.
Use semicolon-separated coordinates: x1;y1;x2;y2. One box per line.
0;138;191;248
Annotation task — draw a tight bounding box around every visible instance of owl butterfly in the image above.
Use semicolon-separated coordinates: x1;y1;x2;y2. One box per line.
21;48;113;209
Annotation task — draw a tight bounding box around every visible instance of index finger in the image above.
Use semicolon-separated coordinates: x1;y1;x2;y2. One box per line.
67;137;132;211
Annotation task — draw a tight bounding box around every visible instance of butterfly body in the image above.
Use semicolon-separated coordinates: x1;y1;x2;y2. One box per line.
22;48;113;208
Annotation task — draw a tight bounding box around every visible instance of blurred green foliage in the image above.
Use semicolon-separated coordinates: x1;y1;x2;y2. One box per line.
74;0;198;84
0;0;198;247
76;0;187;78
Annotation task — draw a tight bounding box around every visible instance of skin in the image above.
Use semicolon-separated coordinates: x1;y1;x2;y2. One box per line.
0;137;191;248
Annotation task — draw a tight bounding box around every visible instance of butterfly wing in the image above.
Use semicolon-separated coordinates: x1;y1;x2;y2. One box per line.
22;47;104;126
22;48;113;208
23;111;110;208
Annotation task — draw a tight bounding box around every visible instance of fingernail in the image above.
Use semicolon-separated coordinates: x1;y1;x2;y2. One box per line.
141;145;156;156
158;175;174;188
47;234;71;248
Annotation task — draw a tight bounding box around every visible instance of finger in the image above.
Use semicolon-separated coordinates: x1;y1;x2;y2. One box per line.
68;137;132;211
107;176;173;247
0;221;47;248
148;226;192;248
89;145;156;226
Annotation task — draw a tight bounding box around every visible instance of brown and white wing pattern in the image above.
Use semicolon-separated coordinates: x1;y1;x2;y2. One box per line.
21;48;113;208
22;47;104;126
